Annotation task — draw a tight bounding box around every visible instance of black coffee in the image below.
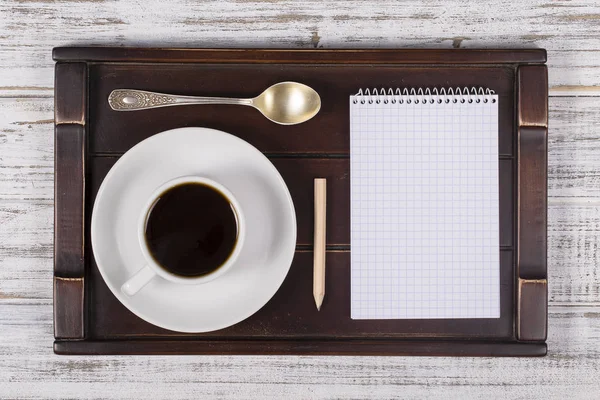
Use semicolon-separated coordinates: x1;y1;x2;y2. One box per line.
144;182;238;277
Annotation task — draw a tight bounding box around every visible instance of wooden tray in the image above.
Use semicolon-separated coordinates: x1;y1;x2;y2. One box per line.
53;47;548;356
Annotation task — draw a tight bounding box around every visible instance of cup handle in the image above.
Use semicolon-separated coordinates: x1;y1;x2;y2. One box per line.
121;265;156;296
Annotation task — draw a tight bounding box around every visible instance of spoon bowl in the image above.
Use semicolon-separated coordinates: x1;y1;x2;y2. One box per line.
251;82;321;125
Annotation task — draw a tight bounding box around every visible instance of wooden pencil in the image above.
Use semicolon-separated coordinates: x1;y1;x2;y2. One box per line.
313;178;327;311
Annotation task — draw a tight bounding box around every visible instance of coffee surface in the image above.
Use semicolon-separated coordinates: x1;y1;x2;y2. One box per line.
145;182;238;277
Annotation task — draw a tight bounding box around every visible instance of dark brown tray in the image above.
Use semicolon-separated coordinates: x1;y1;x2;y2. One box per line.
53;47;548;356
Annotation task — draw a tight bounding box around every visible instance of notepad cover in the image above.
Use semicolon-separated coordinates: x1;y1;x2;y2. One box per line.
350;89;500;319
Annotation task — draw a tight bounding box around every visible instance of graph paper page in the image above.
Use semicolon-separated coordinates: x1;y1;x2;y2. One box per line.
350;93;500;319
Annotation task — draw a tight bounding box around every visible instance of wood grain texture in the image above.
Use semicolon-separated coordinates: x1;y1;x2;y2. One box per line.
0;98;53;200
1;304;598;399
86;63;516;155
53;62;87;341
54;124;85;277
54;338;546;357
517;279;548;342
82;251;514;341
54;63;87;125
1;0;600;95
518;66;549;127
0;0;598;397
53;277;85;339
53;47;547;63
518;126;548;279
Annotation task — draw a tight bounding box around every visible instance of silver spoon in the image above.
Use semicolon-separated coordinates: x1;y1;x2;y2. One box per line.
108;82;321;125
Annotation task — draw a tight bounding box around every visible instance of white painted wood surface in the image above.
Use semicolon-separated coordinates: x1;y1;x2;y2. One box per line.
0;0;599;398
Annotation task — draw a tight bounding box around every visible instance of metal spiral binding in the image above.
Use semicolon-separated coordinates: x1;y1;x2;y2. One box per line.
352;87;496;105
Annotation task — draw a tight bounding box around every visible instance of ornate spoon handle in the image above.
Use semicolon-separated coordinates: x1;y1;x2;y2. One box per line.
108;89;252;111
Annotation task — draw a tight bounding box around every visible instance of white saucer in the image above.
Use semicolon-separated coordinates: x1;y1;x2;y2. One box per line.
91;127;297;333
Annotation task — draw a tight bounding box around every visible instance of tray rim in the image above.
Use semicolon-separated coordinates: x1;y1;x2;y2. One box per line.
53;46;547;64
54;339;547;357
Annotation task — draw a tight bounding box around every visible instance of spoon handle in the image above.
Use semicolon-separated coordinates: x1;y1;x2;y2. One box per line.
108;89;252;111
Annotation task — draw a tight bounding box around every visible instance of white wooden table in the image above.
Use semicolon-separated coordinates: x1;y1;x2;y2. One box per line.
1;1;599;398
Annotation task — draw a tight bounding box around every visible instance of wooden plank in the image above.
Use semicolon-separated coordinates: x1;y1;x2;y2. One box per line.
89;157;514;247
52;47;547;64
5;51;600;99
54;124;85;277
518;127;548;279
1;303;599;398
54;63;87;125
0;200;53;301
549;50;600;89
548;197;600;304
85;251;514;340
517;279;548;341
0;97;53;200
53;277;85;339
550;86;600;97
4;0;600;95
54;123;86;339
86;63;516;155
518;66;548;127
54;62;87;341
54;338;546;356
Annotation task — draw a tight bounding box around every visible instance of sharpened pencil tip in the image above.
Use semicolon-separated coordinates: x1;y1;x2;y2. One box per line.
314;293;324;311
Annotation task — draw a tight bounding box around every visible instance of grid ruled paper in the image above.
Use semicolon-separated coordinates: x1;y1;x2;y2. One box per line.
350;92;500;319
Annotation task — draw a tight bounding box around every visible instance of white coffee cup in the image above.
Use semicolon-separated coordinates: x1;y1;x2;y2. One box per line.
121;176;246;296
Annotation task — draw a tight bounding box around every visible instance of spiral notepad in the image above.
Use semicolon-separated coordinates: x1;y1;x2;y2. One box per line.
350;87;500;320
